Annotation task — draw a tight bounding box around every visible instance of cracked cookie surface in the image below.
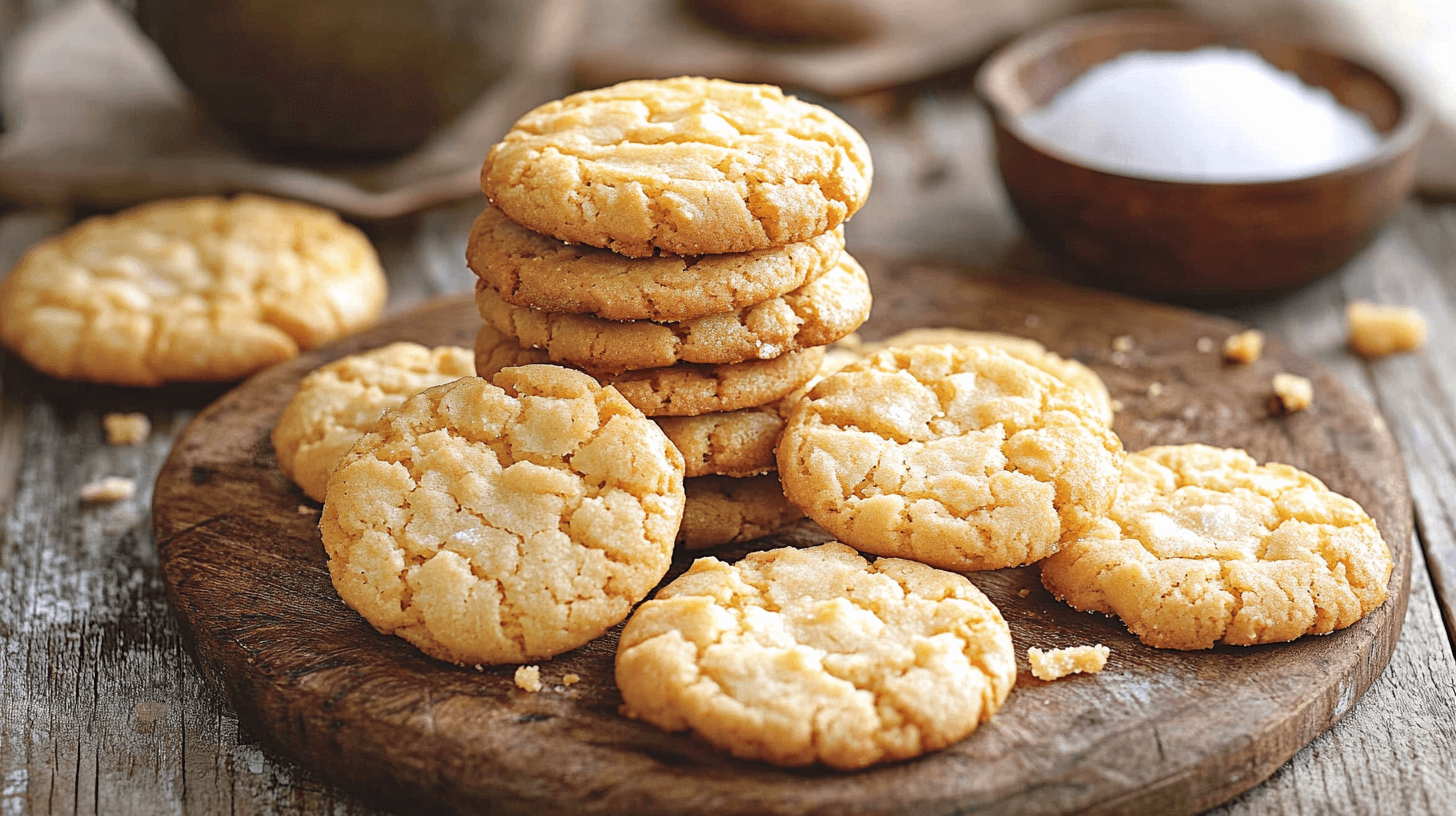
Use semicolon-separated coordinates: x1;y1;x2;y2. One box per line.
615;541;1016;769
476;324;825;417
468;207;844;321
678;474;805;549
776;344;1124;571
480;76;873;258
1039;444;1393;650
477;252;869;373
849;328;1115;427
320;366;685;665
271;342;476;502
0;195;387;386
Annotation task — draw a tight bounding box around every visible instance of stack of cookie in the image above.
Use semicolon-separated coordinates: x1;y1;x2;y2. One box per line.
468;76;874;549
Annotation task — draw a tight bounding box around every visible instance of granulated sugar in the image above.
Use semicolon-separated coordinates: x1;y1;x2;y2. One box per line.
1020;46;1382;182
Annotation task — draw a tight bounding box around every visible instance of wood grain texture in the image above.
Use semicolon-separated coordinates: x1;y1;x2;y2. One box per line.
152;258;1412;816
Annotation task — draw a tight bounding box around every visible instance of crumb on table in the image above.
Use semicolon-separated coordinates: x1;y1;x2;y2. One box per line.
80;476;135;503
103;413;151;445
1196;336;1215;353
1111;335;1134;353
1347;301;1426;358
1223;330;1265;364
514;665;542;693
1269;373;1313;415
562;673;580;686
1028;644;1110;681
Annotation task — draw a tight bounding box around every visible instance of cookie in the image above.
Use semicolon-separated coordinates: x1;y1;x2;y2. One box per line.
658;405;785;479
776;344;1125;571
0;195;387;386
1039;444;1392;650
467;207;845;322
481;76;873;258
604;346;826;417
473;322;551;375
848;328;1115;427
271;342;476;502
678;474;806;549
320;367;686;665
477;252;870;373
475;323;826;417
615;541;1016;769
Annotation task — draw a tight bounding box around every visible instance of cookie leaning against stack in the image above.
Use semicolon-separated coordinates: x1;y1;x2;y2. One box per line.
471;76;875;549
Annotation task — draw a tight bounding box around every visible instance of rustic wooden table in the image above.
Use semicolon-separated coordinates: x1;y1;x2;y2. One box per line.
2;70;1455;816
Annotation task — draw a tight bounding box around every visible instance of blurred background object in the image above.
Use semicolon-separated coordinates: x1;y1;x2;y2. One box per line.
0;0;581;218
127;0;527;160
0;0;1450;221
682;0;882;45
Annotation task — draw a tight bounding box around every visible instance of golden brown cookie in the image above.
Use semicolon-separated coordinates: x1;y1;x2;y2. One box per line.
475;323;826;417
657;406;785;479
847;328;1115;427
0;195;387;386
678;474;806;549
615;541;1016;769
467;207;845;322
481;76;873;258
320;367;686;666
777;344;1125;571
1039;444;1392;650
271;342;476;502
476;253;869;373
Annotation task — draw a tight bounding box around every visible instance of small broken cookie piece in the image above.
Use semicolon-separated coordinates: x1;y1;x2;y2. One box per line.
81;476;136;503
1222;330;1264;364
615;541;1016;770
320;366;685;666
514;665;543;693
1040;444;1392;650
1269;373;1313;416
103;412;151;445
1347;301;1426;358
1027;645;1109;681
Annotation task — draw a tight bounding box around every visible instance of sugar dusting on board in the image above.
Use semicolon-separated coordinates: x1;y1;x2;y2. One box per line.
1021;46;1382;182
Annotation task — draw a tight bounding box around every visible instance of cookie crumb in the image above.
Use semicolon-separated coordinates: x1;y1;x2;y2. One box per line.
1028;644;1110;681
103;412;151;445
1110;399;1125;413
1222;330;1264;364
80;476;135;503
1017;588;1031;598
1147;382;1163;397
1111;335;1134;353
297;505;319;515
1196;336;1215;353
562;673;580;685
1347;301;1426;358
1269;373;1313;415
514;665;542;693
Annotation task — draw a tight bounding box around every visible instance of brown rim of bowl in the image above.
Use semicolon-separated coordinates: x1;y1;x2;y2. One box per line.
974;8;1431;187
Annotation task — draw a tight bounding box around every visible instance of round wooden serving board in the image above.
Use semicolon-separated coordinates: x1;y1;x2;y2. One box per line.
153;257;1412;816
